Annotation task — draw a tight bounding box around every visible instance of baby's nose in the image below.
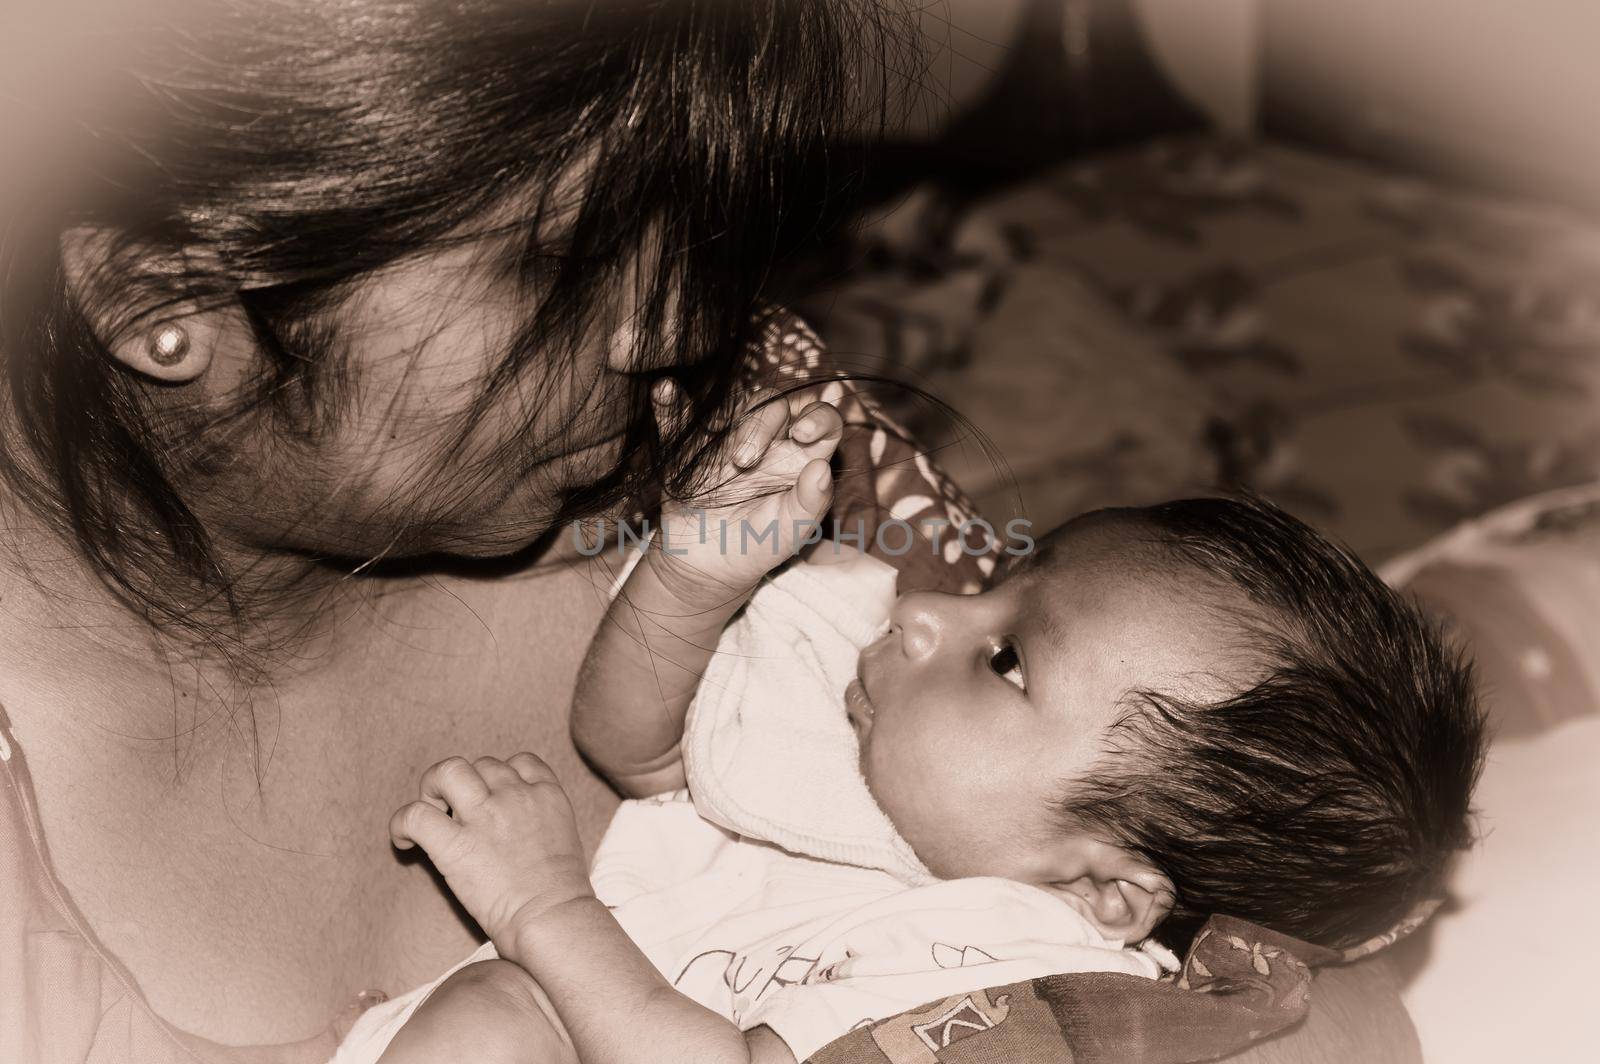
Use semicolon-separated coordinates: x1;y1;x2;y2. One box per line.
890;592;944;660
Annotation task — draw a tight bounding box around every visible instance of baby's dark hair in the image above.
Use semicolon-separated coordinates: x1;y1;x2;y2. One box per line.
1060;495;1487;951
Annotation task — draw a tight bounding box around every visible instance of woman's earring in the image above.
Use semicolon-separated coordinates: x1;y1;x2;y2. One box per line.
148;323;191;367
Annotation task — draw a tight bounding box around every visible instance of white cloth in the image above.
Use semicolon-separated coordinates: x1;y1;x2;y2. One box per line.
332;554;1163;1063
590;792;1161;1061
332;796;1162;1064
681;551;933;884
331;944;497;1064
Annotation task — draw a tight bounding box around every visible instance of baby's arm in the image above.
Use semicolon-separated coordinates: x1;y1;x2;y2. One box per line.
387;754;798;1064
571;385;842;797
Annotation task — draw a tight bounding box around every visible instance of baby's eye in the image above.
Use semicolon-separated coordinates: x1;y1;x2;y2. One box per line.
989;639;1026;692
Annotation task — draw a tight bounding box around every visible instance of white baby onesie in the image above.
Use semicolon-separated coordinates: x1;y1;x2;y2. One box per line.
590;790;1161;1061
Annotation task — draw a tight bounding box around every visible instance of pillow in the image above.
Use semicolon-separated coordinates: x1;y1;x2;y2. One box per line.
1391;717;1599;1063
1381;483;1600;1061
1381;482;1600;738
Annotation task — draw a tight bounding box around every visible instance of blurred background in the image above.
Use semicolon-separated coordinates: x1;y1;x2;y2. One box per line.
790;5;1599;1060
801;0;1600;559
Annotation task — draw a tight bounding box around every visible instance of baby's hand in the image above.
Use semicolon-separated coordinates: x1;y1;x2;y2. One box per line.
389;754;590;961
648;381;842;605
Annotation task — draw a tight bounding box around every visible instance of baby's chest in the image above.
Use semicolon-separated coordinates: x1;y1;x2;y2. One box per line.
605;826;1134;1037
596;817;896;1012
629;863;895;1013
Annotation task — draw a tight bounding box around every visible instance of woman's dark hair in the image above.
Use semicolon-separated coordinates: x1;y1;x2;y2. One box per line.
0;0;909;645
1059;496;1487;952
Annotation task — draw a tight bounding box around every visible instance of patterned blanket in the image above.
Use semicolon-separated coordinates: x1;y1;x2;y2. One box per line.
799;136;1600;565
812;918;1339;1064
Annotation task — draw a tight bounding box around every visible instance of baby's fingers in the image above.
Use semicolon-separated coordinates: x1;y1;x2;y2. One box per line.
730;391;790;469
789;400;843;453
473;756;524;790
793;457;835;520
389;800;457;853
420;756;488;814
506;751;559;787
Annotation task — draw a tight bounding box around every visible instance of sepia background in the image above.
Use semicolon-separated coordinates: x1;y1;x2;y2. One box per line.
1;2;1591;1061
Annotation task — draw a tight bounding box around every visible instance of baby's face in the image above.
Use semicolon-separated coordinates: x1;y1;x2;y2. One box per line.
849;510;1240;894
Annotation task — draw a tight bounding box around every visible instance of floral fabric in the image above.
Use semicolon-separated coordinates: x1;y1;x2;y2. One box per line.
749;310;1000;595
809;917;1347;1064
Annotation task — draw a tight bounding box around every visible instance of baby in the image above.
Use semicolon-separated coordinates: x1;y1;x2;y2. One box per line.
367;390;1484;1064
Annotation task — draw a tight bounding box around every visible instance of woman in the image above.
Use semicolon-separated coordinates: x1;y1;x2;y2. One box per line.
0;2;1411;1062
0;1;906;1056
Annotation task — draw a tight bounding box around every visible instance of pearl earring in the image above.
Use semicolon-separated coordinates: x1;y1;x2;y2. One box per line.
148;323;191;367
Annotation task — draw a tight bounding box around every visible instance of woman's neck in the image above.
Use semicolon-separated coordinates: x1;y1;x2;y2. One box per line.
0;526;449;805
0;515;400;714
0;503;598;698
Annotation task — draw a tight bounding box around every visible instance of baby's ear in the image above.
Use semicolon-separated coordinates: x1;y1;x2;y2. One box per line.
1104;872;1175;943
1057;842;1175;944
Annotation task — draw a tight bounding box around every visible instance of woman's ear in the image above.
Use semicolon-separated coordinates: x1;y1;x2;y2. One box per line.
59;226;216;384
1054;840;1176;944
